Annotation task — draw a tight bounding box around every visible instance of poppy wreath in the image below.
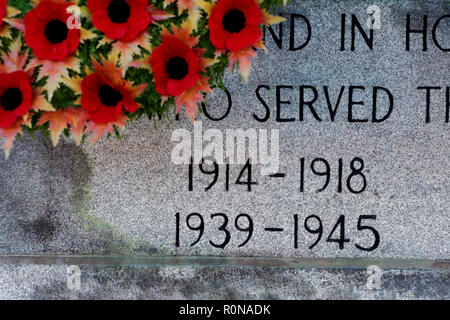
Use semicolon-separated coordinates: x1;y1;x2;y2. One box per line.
0;0;286;159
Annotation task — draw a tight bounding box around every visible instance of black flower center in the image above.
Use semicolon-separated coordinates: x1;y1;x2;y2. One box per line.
98;85;123;107
45;20;69;44
107;0;131;24
223;9;246;33
166;57;189;80
1;88;23;111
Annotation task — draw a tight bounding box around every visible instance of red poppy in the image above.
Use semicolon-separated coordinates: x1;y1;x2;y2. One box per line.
81;73;138;124
0;0;6;26
88;0;150;42
209;0;263;51
151;36;200;97
24;1;79;61
0;71;33;129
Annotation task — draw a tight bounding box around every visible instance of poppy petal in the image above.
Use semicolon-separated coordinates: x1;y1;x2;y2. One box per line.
12;79;33;117
122;93;138;113
121;8;150;42
154;76;169;96
89;0;149;42
243;3;262;26
89;104;122;124
87;0;110;11
209;20;229;50
81;74;104;112
92;11;128;40
0;0;6;26
24;1;79;61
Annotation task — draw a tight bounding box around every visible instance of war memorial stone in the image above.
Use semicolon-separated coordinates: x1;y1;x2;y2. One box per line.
0;0;448;299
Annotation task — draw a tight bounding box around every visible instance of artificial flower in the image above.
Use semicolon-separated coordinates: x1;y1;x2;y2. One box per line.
198;0;284;81
0;0;6;26
24;0;80;61
138;19;215;120
81;72;138;123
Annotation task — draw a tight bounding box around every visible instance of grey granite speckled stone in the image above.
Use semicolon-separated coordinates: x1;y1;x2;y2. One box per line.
0;0;448;300
0;265;448;300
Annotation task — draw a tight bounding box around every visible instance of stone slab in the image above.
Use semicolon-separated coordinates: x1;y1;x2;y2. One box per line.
0;265;448;300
